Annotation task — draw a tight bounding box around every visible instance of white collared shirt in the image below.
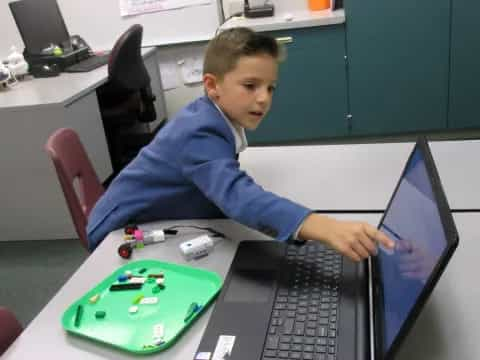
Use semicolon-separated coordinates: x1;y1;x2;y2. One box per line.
211;99;305;240
212;101;248;154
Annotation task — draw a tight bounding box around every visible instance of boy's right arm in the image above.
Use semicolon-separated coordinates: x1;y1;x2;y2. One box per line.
298;213;395;262
179;126;394;262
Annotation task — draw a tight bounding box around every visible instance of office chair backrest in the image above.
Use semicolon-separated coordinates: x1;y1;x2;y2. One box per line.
45;128;104;251
0;307;23;355
108;24;150;91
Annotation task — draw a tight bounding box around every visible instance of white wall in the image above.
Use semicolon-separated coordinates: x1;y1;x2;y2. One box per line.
1;0;221;57
2;0;310;59
156;42;208;118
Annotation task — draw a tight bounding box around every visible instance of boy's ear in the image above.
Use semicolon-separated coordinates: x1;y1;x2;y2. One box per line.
203;73;219;99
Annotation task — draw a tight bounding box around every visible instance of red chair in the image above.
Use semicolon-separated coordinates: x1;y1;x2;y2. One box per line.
45;128;105;251
0;307;23;355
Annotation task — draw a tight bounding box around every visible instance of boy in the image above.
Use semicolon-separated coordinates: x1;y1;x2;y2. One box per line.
87;27;394;260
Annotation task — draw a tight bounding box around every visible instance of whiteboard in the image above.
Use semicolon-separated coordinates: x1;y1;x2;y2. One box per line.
2;0;221;54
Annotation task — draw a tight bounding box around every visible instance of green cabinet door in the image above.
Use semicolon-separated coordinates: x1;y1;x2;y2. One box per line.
448;0;480;129
248;26;348;145
345;0;450;136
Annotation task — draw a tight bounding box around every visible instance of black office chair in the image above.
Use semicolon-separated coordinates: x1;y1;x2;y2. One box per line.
97;24;158;175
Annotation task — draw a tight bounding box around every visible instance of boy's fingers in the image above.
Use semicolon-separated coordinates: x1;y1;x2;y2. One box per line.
358;233;378;255
352;241;369;259
345;248;361;262
377;231;395;248
364;225;394;249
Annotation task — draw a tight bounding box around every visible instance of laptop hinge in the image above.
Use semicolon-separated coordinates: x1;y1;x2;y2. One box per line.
368;258;375;360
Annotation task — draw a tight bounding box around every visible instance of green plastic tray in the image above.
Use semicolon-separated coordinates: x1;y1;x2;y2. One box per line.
62;259;222;354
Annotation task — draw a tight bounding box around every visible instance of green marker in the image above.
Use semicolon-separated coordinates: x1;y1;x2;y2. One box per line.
74;305;83;327
184;302;200;322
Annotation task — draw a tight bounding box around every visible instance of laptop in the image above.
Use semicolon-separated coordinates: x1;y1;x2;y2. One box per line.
195;137;459;360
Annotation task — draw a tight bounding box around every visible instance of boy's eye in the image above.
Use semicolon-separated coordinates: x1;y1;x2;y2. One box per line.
268;85;277;93
243;83;255;90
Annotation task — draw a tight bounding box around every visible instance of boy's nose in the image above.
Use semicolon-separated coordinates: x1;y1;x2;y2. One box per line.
256;89;271;104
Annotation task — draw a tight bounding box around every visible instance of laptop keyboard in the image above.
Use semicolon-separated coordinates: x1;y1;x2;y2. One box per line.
262;243;343;360
64;54;110;72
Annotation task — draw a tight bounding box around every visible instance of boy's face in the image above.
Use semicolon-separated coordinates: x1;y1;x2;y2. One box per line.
204;53;278;130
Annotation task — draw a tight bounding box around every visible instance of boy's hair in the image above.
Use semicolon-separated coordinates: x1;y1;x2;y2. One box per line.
203;27;281;79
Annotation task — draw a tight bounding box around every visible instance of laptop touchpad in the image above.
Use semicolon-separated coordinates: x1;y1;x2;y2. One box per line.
224;270;275;303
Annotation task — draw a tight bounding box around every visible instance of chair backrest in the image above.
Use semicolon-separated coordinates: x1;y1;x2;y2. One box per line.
45;128;104;251
138;84;157;123
0;307;23;355
108;24;150;91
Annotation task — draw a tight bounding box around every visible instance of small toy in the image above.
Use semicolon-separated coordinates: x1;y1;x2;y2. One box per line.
132;294;144;305
52;46;63;56
179;235;215;260
147;273;164;279
118;228;168;259
184;302;201;322
109;283;143;291
140;297;158;305
95;311;106;319
153;323;164;341
134;229;145;248
74;305;83;327
89;294;100;304
124;224;138;235
118;243;133;259
4;46;28;80
0;63;12;88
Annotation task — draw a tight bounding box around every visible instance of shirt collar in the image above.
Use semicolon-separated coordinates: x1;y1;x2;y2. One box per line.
211;100;248;154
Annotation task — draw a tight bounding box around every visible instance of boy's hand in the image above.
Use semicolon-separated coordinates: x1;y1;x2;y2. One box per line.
299;214;395;262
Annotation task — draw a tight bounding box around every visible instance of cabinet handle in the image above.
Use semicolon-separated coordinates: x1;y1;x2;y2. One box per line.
275;36;293;45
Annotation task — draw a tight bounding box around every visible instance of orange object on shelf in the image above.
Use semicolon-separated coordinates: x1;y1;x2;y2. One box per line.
308;0;330;11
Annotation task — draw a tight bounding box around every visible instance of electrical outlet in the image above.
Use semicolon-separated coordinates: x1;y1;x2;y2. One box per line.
223;0;243;18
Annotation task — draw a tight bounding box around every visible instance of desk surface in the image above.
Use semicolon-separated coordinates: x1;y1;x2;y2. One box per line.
221;9;345;33
0;48;155;111
241;140;480;211
3;214;478;359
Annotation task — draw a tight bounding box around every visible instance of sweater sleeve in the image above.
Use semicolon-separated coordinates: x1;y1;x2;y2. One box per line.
178;128;311;241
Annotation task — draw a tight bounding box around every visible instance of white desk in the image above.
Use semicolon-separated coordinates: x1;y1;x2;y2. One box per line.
241;140;480;211
0;48;166;241
3;214;478;359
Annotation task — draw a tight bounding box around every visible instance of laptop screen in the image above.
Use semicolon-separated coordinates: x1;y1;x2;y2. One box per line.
9;0;70;54
374;139;458;358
